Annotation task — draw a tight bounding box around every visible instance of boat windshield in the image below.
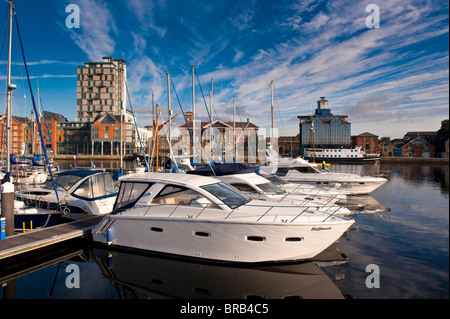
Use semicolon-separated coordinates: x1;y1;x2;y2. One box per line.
114;182;152;212
256;168;287;186
293;166;322;173
257;182;286;195
201;182;251;209
43;174;83;191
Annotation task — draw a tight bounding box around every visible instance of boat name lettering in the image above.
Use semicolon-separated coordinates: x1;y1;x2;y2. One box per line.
311;227;331;231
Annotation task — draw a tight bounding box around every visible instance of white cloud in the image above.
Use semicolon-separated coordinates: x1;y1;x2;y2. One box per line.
126;0;166;37
67;0;117;61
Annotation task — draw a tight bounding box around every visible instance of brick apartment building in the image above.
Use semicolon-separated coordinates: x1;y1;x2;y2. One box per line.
351;132;379;155
0;115;29;155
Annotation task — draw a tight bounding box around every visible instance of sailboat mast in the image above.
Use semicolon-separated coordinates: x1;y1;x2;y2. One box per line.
37;81;41;155
5;0;14;173
233;98;236;161
152;87;155;124
192;65;195;163
167;72;171;146
155;104;159;173
210;79;213;157
271;80;274;148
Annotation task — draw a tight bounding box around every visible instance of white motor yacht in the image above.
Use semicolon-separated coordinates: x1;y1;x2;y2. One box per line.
15;169;117;215
93;173;355;263
265;149;388;195
187;164;356;215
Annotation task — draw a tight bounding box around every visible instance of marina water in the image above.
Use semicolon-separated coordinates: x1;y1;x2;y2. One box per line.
1;162;448;299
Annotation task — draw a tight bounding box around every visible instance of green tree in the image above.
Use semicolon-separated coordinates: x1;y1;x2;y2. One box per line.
437;119;449;136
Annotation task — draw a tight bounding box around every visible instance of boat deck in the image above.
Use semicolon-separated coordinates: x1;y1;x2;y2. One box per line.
0;215;103;261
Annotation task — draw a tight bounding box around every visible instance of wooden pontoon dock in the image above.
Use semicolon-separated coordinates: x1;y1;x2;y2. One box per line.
0;216;102;263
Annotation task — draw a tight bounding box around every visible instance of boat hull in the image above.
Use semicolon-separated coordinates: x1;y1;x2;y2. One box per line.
14;212;63;230
285;180;387;195
93;217;354;263
283;172;388;195
304;156;379;164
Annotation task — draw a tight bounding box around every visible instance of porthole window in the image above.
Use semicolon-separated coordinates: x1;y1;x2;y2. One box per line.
246;236;266;242
285;237;303;242
194;231;211;237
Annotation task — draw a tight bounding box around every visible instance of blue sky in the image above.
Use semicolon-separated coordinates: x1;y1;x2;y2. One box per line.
0;0;448;138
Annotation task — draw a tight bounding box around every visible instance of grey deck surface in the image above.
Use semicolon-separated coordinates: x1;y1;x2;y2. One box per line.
0;215;103;260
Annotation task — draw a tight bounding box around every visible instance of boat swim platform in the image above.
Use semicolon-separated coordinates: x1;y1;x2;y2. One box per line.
0;215;103;263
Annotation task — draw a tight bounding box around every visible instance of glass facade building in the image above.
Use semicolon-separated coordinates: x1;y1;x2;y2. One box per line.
298;97;351;152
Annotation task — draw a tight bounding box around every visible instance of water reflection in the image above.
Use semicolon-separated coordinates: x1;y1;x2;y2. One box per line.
3;162;447;299
1;244;350;299
92;245;349;299
331;162;449;196
386;163;449;196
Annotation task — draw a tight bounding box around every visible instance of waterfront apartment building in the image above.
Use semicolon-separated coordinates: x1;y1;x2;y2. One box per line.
90;112;136;156
0;115;29;155
297;97;351;153
76;56;127;123
351;132;379;155
24;110;90;156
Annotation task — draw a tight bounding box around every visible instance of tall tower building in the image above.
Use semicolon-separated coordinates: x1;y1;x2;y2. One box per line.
76;57;127;123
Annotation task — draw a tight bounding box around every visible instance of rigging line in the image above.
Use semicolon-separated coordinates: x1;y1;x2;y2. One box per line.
194;70;224;163
273;83;286;138
14;35;27;119
37;85;58;164
0;10;8;70
167;73;202;165
159;110;180;172
125;79;150;172
235;104;256;160
235;81;272;144
14;8;59;201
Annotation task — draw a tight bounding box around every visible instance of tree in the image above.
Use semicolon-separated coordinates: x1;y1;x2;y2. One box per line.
437;119;449;137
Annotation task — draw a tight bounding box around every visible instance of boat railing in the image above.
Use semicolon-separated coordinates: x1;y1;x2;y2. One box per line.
132;201;349;224
289;182;344;195
321;205;347;222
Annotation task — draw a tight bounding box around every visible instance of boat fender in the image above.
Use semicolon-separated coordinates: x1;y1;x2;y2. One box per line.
106;228;113;245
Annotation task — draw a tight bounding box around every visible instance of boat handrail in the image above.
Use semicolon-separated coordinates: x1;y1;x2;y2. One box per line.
129;201;347;224
255;206;274;222
321;204;353;222
289;207;311;223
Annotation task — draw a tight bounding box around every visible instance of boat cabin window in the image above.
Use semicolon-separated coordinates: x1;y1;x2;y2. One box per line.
257;182;286;195
201;182;251;209
231;183;257;193
73;174;116;199
152;185;219;208
114;182;153;211
45;174;83;191
293;166;320;173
